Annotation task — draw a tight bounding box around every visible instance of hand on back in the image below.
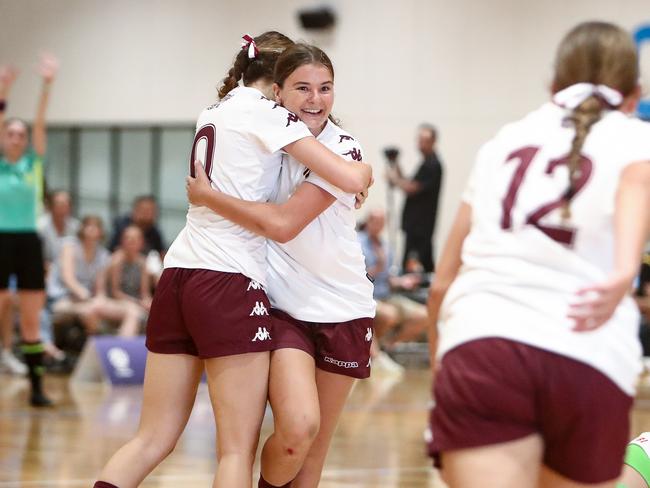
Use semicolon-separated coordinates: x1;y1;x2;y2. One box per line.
186;160;213;207
568;273;633;331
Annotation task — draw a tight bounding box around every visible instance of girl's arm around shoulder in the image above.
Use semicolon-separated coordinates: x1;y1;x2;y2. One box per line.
284;137;371;194
187;161;335;243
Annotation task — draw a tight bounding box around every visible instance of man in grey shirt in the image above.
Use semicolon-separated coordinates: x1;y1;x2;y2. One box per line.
38;190;80;266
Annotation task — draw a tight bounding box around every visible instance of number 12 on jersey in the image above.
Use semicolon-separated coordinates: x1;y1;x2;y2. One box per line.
500;146;593;246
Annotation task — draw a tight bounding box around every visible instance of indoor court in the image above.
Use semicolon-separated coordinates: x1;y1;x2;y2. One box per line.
1;1;650;488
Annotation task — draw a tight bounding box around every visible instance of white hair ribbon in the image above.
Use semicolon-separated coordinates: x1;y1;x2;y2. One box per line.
552;83;623;109
241;34;259;59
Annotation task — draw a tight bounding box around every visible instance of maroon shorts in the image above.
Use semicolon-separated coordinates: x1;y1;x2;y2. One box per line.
146;268;274;358
430;338;633;484
271;308;373;379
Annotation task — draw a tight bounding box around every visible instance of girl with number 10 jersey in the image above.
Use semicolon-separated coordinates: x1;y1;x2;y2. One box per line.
187;43;376;488
94;32;371;488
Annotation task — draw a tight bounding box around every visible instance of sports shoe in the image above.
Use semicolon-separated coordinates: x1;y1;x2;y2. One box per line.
30;391;53;408
0;349;27;375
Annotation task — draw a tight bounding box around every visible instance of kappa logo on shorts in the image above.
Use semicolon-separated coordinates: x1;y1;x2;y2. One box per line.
324;356;359;369
252;327;271;342
365;328;373;342
249;301;269;316
247;280;263;291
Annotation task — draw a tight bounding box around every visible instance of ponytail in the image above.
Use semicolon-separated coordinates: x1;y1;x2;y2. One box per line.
217;50;249;99
551;21;639;220
216;31;294;100
562;96;602;219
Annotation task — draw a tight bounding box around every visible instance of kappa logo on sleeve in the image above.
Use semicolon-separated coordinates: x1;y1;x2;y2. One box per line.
339;135;355;143
343;147;362;161
286;112;300;127
269;103;299;127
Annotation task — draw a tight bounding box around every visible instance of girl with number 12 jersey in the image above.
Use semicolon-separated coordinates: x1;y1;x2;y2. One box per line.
427;21;650;488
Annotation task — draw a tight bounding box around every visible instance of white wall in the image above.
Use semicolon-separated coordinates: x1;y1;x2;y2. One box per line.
2;0;649;258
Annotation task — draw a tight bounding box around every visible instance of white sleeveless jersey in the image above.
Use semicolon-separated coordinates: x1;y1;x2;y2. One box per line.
164;87;312;285
438;103;650;395
266;120;376;322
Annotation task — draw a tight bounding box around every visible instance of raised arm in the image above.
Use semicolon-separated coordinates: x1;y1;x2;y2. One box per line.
187;161;335;243
427;202;471;368
569;160;650;331
32;54;58;157
284;137;372;194
0;65;18;145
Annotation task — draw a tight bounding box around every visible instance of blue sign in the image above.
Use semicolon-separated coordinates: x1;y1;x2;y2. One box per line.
634;24;650;120
94;336;147;385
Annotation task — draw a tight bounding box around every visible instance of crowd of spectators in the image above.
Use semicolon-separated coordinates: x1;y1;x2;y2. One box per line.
0;193;166;374
358;208;430;374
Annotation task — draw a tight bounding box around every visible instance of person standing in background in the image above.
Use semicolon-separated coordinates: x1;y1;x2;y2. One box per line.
0;56;58;407
387;124;443;272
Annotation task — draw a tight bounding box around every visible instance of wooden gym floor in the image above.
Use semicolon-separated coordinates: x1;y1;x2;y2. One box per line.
2;368;650;487
0;369;444;487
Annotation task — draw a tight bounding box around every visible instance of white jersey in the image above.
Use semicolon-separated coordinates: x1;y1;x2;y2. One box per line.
266;120;376;322
164;87;312;285
438;102;650;395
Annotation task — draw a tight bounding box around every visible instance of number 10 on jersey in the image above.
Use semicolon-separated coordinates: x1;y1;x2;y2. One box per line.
190;124;217;178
